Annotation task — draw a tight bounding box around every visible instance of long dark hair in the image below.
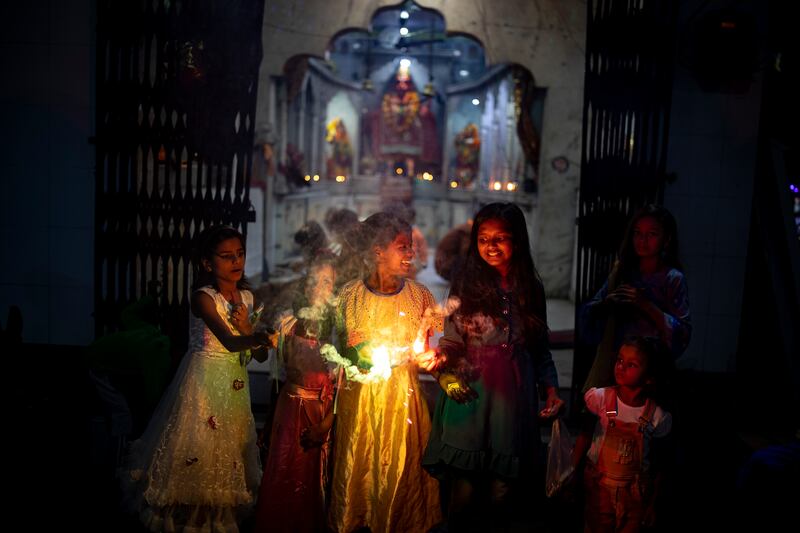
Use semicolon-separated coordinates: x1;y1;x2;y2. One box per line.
617;204;682;281
359;211;412;266
325;208;360;253
294;220;329;260
191;225;251;291
450;203;546;340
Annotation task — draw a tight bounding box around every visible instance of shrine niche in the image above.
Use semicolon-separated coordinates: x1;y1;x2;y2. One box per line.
453;123;480;188
325;117;353;180
264;0;547;266
324;91;358;180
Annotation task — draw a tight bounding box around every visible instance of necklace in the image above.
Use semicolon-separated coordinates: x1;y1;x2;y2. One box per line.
221;289;239;303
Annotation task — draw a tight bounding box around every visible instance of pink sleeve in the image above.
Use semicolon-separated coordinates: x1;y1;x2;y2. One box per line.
584;387;604;416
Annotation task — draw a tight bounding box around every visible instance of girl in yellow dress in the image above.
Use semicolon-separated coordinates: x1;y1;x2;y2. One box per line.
328;212;442;533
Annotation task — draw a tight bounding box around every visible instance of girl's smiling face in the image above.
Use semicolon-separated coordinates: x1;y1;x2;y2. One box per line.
375;231;414;278
477;218;513;276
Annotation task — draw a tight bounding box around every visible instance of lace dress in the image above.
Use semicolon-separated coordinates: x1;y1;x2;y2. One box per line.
121;286;261;532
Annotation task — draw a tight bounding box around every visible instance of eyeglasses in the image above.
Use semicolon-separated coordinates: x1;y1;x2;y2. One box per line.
215;250;245;262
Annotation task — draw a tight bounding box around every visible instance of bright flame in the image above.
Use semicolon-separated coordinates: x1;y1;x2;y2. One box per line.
336;175;346;182
493;182;502;191
399;27;409;36
400;58;411;68
506;182;516;191
400;10;409;19
450;180;459;188
304;175;311;181
395;167;403;175
313;174;320;181
472;98;480;105
370;346;393;380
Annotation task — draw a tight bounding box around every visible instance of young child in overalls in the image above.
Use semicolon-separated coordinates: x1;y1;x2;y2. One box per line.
582;336;672;533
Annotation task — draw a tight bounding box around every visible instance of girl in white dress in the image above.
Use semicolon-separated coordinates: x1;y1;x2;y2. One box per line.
121;225;271;532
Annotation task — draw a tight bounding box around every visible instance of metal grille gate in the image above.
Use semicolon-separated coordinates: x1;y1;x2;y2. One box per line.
95;0;265;354
573;0;678;399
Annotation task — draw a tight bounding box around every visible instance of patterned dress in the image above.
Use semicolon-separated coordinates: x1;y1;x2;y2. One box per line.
423;285;559;480
328;279;442;533
121;286;261;532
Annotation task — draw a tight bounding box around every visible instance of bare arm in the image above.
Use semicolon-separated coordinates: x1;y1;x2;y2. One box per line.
572;412;597;468
191;291;271;352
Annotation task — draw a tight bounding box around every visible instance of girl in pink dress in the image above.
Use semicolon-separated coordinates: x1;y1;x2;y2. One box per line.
255;254;337;533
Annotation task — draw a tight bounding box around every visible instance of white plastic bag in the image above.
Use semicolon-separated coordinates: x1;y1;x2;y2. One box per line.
545;418;575;497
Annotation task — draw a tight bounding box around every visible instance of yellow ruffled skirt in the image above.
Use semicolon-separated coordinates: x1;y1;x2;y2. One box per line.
328;363;441;533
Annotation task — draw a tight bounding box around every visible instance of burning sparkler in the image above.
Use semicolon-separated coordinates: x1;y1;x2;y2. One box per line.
320;296;462;382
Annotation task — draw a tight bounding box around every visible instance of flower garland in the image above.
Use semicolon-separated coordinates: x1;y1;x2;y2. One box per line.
320;343;394;384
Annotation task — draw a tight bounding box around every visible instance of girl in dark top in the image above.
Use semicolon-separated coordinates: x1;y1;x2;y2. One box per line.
423;202;563;532
579;204;691;393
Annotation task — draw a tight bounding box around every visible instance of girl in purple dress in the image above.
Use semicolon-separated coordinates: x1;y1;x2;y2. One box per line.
423;203;563;531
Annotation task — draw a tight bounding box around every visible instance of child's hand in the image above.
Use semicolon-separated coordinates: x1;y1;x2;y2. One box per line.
299;426;327;449
415;349;442;372
300;412;333;449
607;284;645;308
270;329;280;347
253;329;275;348
438;373;478;404
344;341;372;371
230;303;253;335
539;389;565;419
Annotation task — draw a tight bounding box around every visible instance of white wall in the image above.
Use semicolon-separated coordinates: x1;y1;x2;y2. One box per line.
663;0;766;372
0;0;95;345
